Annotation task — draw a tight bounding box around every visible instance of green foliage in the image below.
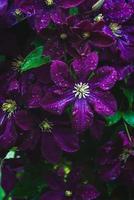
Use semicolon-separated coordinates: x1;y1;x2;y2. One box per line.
123;111;134;127
11;163;48;199
0;187;5;199
106;111;122;126
123;88;134;108
69;7;79;15
0;55;5;63
21;46;51;72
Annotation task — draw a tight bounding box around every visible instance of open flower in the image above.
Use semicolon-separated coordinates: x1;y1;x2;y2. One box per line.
41;52;117;133
97;131;134;184
16;0;85;32
101;0;134;61
41;167;100;200
17;112;79;163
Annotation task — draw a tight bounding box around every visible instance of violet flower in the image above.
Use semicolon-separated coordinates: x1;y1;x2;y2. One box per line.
101;0;134;61
17;112;79;163
41;167;100;200
97;131;134;184
41;52;117;133
16;0;85;32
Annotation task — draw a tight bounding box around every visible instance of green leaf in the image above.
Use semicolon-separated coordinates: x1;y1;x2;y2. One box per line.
69;7;79;15
21;46;51;72
123;88;134;108
106;111;122;126
0;55;5;63
123;111;134;127
12;163;47;198
5;148;17;160
0;187;5;199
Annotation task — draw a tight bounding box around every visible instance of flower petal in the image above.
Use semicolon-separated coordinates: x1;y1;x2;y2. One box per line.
72;99;94;133
35;11;50;32
41;92;74;115
72;52;98;80
41;134;62;163
90;90;117;116
90;66;117;90
80;184;100;200
53;127;79;152
51;60;72;89
59;0;85;8
91;31;115;47
0;119;17;149
41;191;63;200
15;110;34;131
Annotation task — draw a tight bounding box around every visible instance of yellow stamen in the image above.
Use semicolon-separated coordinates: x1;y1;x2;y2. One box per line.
40;119;53;133
2;100;17;117
45;0;54;6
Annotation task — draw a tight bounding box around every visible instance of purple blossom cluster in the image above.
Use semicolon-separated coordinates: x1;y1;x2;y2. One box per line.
0;0;134;199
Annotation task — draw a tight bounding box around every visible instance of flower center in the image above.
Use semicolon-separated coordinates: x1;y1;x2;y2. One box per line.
60;33;68;40
73;82;90;99
119;148;134;163
14;9;22;16
94;13;104;22
65;190;73;197
39;119;53;133
110;23;122;37
12;56;23;71
82;32;91;39
45;0;54;6
2;100;17;116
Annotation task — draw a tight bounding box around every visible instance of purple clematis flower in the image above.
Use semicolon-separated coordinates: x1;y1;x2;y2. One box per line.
101;0;134;61
16;0;85;32
41;52;118;133
97;131;134;184
17;112;79;163
72;20;115;48
41;167;100;200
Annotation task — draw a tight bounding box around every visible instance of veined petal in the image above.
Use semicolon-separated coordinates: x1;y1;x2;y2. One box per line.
41;92;74;115
90;66;117;90
72;52;98;80
90;90;117;116
72;99;94;133
53;127;79;152
51;60;72;89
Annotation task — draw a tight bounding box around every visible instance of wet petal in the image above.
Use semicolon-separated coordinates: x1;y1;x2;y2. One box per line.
50;8;65;24
35;11;50;32
41;134;62;163
90;66;117;90
53;127;79;152
90;90;117;116
103;0;133;23
72;52;98;80
41;92;74;115
72;99;94;133
51;60;72;88
80;184;100;200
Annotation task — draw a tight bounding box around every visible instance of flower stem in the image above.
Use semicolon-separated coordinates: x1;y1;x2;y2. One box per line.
124;122;132;142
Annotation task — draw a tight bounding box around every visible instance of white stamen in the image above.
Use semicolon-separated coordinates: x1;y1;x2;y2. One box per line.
73;82;90;99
